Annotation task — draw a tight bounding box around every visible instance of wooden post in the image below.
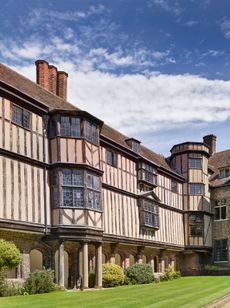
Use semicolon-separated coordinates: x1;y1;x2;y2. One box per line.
95;243;102;288
82;242;89;289
58;240;65;287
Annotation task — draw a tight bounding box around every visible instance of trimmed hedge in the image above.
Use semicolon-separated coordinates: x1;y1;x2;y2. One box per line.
102;263;124;287
125;264;154;285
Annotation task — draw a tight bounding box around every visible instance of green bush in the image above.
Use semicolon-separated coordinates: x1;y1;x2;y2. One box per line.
160;266;181;281
89;271;96;288
24;269;55;294
124;264;154;285
204;264;219;272
0;240;22;270
102;263;124;287
0;270;25;297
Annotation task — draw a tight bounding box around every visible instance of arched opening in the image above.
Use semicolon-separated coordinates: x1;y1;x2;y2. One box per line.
30;249;43;272
55;250;69;288
129;254;135;266
154;256;158;273
115;253;121;266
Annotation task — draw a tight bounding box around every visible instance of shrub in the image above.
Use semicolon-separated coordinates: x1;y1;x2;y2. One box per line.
24;269;55;294
0;240;22;270
160;266;181;281
204;264;219;272
0;271;25;297
102;264;124;287
89;271;96;288
124;264;154;285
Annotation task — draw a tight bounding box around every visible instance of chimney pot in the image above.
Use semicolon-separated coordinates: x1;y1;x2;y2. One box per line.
203;134;216;155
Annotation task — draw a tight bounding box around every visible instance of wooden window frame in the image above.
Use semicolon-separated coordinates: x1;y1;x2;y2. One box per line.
106;149;118;167
189;213;203;237
84;120;98;145
60;116;81;138
11;104;31;130
188;158;202;169
188;183;204;196
140;198;159;230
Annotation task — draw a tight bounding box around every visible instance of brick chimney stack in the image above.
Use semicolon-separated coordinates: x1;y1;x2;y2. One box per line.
35;60;68;101
35;60;49;91
57;71;68;101
203;134;217;155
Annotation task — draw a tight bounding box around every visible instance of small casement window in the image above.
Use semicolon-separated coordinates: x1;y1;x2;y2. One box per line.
188;158;202;169
214;239;228;262
85;120;98;144
171;180;178;193
189;183;204;195
60;116;81;137
189;213;203;237
86;172;101;210
219;168;230;179
142;199;159;229
138;162;157;186
62;169;84;208
50;119;56;137
12;105;30;129
132;141;140;153
106;149;117;167
214;199;227;220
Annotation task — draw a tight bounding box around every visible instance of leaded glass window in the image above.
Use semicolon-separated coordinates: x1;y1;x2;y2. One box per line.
142;199;159;229
86;172;101;210
62;169;84;208
214;239;228;262
12;105;31;129
85;120;98;144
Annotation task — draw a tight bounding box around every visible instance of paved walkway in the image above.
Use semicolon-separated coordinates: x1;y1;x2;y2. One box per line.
205;294;230;308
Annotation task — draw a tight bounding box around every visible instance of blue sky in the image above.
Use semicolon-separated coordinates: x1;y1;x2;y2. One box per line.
1;0;230;155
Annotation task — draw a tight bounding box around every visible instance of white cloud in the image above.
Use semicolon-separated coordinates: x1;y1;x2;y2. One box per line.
149;0;183;16
184;20;199;27
220;18;230;39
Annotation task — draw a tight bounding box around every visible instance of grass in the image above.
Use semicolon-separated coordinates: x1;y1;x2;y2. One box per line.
1;276;230;308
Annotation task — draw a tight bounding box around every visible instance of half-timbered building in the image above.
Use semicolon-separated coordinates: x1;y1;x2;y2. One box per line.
0;60;229;288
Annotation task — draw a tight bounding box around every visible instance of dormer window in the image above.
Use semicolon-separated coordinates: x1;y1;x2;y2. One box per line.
219;168;230;179
125;138;141;154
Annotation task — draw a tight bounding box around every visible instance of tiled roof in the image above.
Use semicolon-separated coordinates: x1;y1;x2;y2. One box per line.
0;63;77;111
209;149;230;187
101;124;174;173
0;61;178;177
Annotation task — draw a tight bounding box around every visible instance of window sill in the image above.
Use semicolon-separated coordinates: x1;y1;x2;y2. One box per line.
12;121;31;132
54;206;103;213
214;219;228;222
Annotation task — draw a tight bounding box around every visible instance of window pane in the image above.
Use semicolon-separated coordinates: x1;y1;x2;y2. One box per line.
87;174;93;188
189;159;202;169
215;207;220;220
63;187;73;207
52;187;59;208
87;190;94;208
94;192;101;210
93;175;100;191
62;169;72;185
92;124;97;143
215;239;228;261
23;110;30;129
73;188;84;207
72;170;83;186
71;118;80;137
12;106;22;125
221;206;227;220
189;184;203;195
85;121;91;141
60;116;70;136
50;119;56;137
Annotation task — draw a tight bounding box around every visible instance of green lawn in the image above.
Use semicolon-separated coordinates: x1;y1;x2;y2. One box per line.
1;276;230;308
